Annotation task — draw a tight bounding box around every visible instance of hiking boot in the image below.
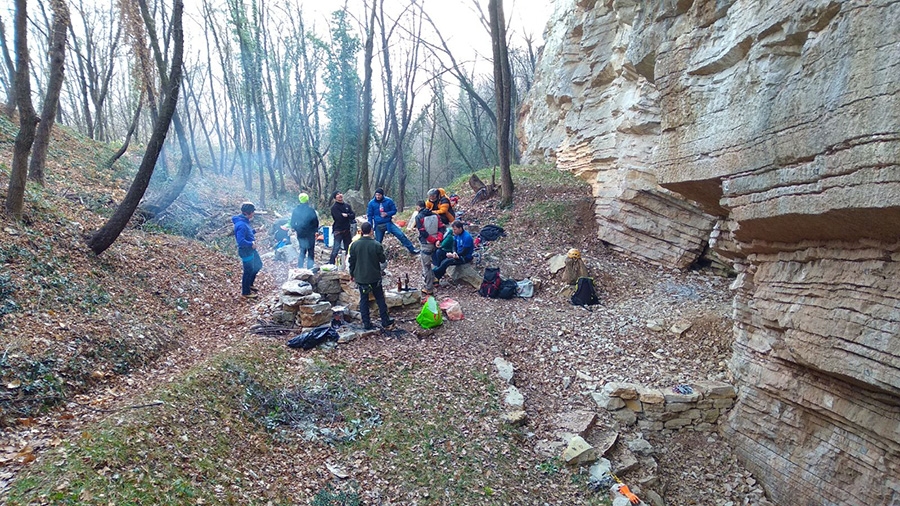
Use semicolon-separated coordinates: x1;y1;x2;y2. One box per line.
363;323;375;330
241;293;258;299
249;286;259;293
382;318;395;328
410;248;421;255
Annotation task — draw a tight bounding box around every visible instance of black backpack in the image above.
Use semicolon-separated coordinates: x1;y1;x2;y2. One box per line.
571;277;599;307
478;267;502;297
496;279;518;299
478;224;506;242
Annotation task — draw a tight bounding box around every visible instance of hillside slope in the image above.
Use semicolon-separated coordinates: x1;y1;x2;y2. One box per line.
1;120;765;504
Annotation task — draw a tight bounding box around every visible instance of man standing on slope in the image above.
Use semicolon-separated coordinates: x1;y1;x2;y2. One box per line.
291;192;318;269
348;222;394;330
232;202;262;299
366;188;419;255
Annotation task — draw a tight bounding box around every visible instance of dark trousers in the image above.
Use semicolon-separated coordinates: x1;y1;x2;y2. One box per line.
329;230;353;264
358;281;390;327
297;234;315;268
239;248;262;295
433;257;467;280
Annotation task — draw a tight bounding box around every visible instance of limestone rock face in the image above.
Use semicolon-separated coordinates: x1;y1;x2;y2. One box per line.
519;0;716;268
522;0;900;504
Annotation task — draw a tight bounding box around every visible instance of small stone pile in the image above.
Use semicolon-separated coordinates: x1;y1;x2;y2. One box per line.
278;269;337;329
591;381;736;432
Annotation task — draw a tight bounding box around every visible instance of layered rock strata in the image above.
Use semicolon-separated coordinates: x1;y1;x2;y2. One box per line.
521;0;900;504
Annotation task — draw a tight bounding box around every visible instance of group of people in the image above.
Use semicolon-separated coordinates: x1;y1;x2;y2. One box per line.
232;186;472;329
412;188;474;295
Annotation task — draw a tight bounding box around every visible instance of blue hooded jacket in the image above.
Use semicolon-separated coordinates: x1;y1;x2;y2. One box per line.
367;195;397;227
232;214;255;250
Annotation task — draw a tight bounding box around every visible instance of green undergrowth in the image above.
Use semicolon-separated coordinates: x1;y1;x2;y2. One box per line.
7;342;607;505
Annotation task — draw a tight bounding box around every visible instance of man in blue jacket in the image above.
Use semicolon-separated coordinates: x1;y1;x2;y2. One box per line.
232;202;263;299
291;192;319;269
366;188;419;255
432;220;474;283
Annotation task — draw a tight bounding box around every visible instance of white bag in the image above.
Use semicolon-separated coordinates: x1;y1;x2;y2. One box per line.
516;279;534;298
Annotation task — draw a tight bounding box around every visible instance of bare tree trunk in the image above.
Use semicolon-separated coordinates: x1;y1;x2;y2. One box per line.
489;0;514;207
6;0;39;219
0;16;16;116
104;91;143;168
88;0;183;255
28;0;70;186
137;0;192;217
359;0;376;197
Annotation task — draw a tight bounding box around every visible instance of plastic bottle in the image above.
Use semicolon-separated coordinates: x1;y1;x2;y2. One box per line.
397;277;403;292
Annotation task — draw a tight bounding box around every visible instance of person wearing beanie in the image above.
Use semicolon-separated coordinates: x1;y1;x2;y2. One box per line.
366;188;420;255
291;192;319;269
329;190;356;266
232;202;263;298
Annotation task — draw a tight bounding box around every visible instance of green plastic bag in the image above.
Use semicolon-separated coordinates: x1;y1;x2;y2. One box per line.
416;296;443;329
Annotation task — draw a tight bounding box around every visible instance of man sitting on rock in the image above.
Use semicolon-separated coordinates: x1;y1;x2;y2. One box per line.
432;221;474;284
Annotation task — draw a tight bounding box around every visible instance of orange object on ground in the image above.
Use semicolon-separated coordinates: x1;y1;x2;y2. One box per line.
618;484;640;504
397;220;407;227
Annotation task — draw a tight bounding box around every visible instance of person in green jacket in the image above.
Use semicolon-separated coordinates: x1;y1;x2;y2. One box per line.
348;222;394;330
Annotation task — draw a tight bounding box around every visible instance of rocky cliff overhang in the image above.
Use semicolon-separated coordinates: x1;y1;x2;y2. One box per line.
521;0;900;504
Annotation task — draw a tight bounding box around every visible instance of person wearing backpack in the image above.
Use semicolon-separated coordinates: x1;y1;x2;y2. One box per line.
291;192;319;269
426;188;455;225
432;221;474;283
414;200;443;294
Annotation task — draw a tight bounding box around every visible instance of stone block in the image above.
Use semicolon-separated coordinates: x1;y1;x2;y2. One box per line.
624;399;643;412
603;382;640;399
554;410;597;436
299;301;331;314
494;357;515;383
447;262;483;288
665;402;693;413
663;418;691;429
299;309;333;328
611;408;637;426
282;279;314;295
684;408;702;420
694;380;736;398
637;386;665;404
504;385;525;409
501;410;528;426
637;419;664;431
562;436;598;465
664;391;701;403
712;398;734;409
694;422;715;432
702;409;720;423
592;391;627;410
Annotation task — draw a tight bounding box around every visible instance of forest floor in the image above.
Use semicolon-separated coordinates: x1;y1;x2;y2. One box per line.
0;119;771;505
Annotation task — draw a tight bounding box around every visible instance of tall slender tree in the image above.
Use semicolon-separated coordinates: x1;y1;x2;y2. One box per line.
88;0;183;254
6;0;39;219
28;0;70;185
488;0;514;207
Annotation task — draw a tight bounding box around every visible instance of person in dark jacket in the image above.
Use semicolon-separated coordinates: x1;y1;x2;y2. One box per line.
328;190;356;266
366;188;419;255
432;220;474;282
291;192;319;269
348;222;394;330
232;202;263;298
